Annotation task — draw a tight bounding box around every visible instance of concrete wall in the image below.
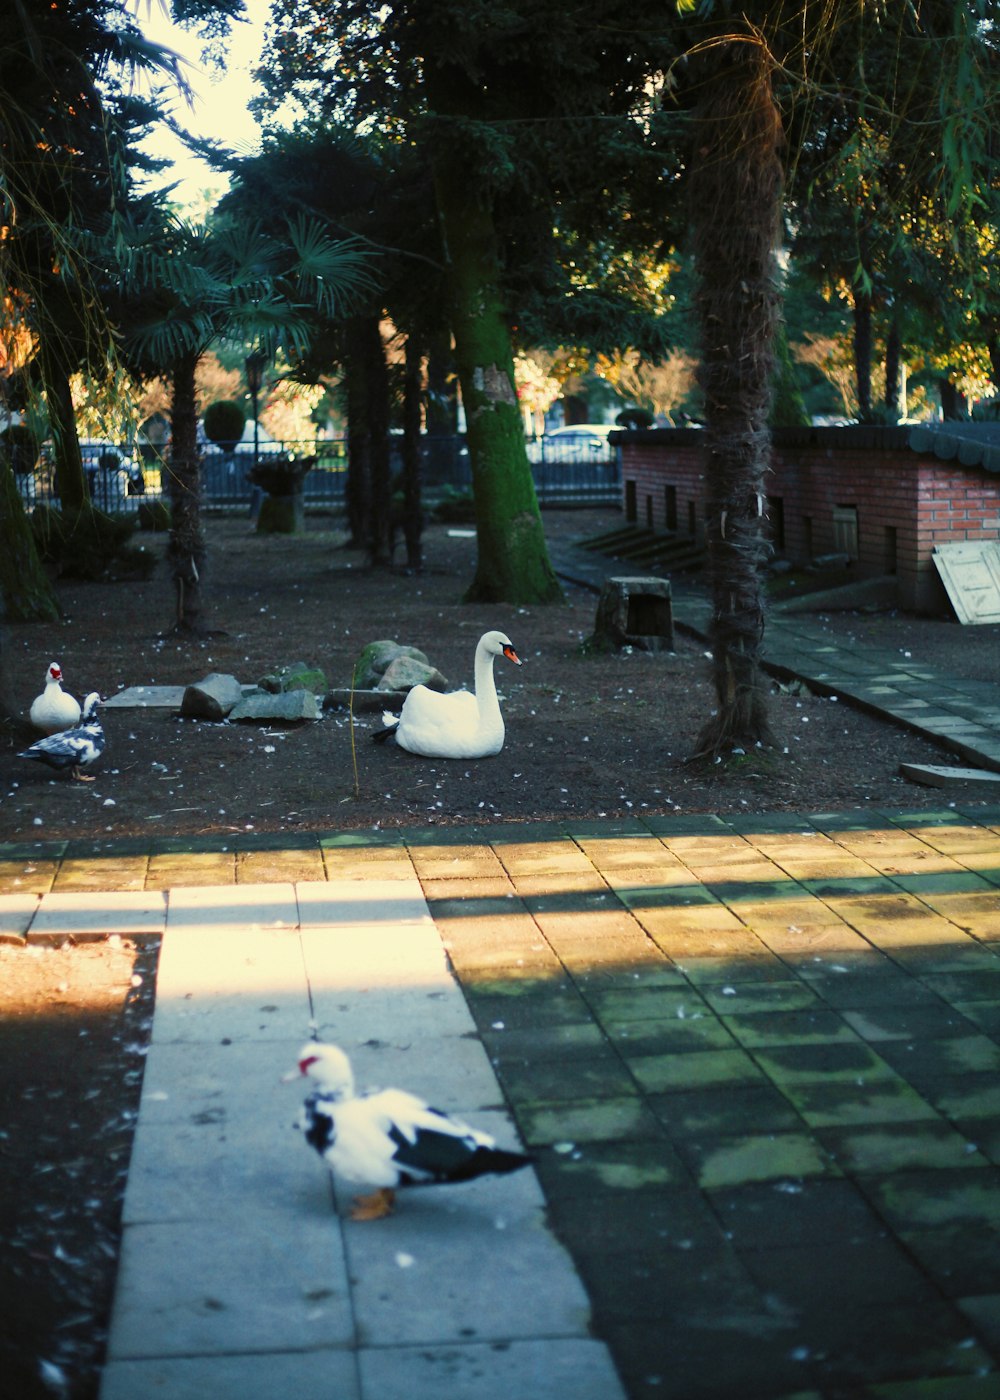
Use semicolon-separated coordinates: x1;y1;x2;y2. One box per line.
618;427;1000;613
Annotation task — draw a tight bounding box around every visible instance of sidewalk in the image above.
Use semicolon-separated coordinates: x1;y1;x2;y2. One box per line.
4;806;1000;1398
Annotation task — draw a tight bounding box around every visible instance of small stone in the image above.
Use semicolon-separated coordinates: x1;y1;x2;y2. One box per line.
180;673;244;721
228;690;320;723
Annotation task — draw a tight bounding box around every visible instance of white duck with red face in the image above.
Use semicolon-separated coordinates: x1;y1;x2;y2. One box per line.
373;630;521;758
29;662;82;735
289;1042;533;1220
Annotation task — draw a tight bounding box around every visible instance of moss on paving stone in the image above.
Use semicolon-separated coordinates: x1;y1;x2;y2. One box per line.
720;1007;861;1049
925;1076;1000;1120
648;1084;805;1140
604;1013;739;1055
517;1096;660;1146
630;1047;766;1094
706;1177;887;1248
752;1040;900;1086
531;1140;686;1197
780;1079;942;1128
864;1170;1000;1232
680;1131;836;1190
819;1121;987;1174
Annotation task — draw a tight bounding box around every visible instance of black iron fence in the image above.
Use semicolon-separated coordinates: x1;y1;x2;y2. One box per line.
11;433;621;513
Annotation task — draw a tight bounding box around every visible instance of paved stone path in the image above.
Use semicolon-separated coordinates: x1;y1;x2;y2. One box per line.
4;542;1000;1397
4;806;1000;1398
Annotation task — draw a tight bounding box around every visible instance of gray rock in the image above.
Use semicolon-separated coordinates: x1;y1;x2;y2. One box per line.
352;640;430;689
228;690;321;723
376;654;448;693
258;661;328;695
323;689;402;713
180;672;244;721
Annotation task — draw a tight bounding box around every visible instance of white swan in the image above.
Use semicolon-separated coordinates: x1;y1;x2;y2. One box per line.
373;630;521;758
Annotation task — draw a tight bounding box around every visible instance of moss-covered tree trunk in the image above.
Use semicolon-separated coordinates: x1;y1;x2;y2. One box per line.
690;37;782;758
0;461;61;621
37;337;88;512
430;147;561;605
166;352;208;634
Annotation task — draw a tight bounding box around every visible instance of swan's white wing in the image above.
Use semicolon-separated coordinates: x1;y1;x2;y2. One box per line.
395;685;482;756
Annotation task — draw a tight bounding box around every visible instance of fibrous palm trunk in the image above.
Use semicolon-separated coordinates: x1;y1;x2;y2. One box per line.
690;36;782;758
166;352;207;634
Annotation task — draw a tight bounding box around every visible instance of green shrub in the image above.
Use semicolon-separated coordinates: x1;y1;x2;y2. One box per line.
432;486;476;523
0;424;40;474
137;500;171;532
31;505;145;580
203;399;246;449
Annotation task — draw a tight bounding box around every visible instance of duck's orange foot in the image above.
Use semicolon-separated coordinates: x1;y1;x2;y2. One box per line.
72;772;95;782
349;1188;396;1221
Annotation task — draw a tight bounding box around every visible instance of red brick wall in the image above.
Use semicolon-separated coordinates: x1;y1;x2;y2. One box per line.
618;429;1000;613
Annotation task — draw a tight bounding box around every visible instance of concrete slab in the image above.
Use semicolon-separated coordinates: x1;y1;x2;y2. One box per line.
152;927;310;1043
342;1189;588;1348
28;888;166;941
102;1352;360;1400
296;878;431;927
166;882;297;931
358;1337;625;1400
107;1212;353;1358
0;892;39;942
104;684;186;709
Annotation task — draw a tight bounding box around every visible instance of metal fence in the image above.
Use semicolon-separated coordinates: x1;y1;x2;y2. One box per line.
11;434;622;513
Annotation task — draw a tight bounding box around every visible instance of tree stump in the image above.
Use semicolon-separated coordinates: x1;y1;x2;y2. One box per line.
591;576;674;653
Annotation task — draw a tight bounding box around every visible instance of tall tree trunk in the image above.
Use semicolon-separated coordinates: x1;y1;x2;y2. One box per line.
884;315;903;419
400;334;424;571
166;352;207;634
690;37;782;758
342;316;392;562
852;287;873;422
425;329;458;434
343;330;370;549
37;338;87;512
0;460;61;621
363;317;393;568
427;71;561;605
940;378;968;420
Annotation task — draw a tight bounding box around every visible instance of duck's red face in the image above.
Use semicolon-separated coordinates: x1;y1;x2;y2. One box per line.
298;1053;321;1076
49;665;62;682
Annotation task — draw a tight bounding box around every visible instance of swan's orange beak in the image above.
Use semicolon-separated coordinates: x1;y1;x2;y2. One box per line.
502;645;522;666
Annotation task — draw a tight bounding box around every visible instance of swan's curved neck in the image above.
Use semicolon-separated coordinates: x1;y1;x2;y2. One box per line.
474;644;502;720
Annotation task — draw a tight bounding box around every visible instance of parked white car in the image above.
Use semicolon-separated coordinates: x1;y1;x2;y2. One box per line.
527;424;616;464
79;439;146;507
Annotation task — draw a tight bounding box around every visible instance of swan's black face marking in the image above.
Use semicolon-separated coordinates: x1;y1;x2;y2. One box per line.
502;645;522;666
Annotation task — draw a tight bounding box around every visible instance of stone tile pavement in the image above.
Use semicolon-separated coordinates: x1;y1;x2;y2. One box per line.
5;805;1000;1398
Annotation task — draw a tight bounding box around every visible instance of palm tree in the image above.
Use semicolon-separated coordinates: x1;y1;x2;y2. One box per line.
670;0;999;756
120;209;375;633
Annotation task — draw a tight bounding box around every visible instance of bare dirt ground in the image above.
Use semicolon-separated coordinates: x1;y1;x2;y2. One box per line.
2;507;997;845
1;506;998;1399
